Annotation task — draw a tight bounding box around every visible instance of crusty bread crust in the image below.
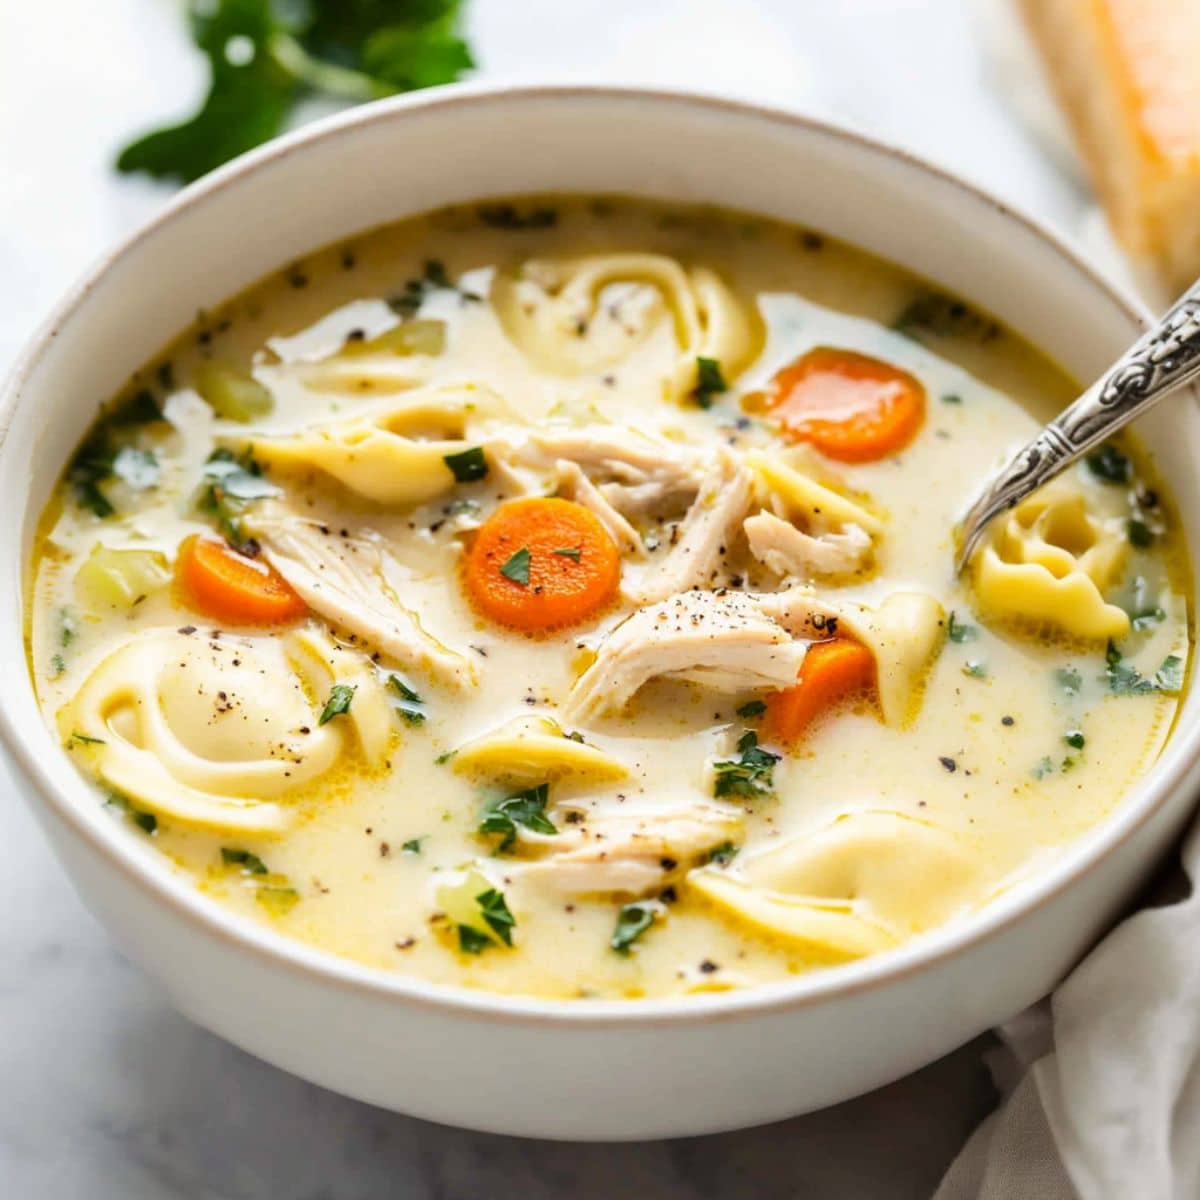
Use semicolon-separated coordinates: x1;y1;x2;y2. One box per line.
1020;0;1200;290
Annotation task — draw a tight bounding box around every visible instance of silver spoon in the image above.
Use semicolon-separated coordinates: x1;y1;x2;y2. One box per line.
956;281;1200;573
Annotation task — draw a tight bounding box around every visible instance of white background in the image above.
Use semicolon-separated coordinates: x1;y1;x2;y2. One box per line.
0;2;1097;1195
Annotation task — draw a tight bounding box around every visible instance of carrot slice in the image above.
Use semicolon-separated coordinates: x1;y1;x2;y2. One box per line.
176;534;307;625
766;637;876;744
463;497;621;632
757;346;925;462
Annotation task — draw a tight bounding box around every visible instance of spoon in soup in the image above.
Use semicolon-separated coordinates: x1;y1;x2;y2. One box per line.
955;280;1200;573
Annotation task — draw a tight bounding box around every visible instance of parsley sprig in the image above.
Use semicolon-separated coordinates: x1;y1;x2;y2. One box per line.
117;0;474;184
713;731;780;799
478;783;556;851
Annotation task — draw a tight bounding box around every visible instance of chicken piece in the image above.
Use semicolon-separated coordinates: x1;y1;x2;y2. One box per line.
565;588;807;720
631;453;753;603
554;460;647;557
516;801;744;897
245;505;475;689
744;510;872;581
528;426;700;494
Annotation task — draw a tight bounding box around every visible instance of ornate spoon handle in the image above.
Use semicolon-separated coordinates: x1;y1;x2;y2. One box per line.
956;280;1200;572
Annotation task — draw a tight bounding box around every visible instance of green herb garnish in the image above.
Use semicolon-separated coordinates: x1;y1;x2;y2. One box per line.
221;847;269;875
1056;666;1083;696
1128;519;1155;548
499;546;531;586
67;731;106;747
1086;444;1131;484
105;791;158;835
962;661;987;679
196;447;279;542
1104;642;1184;696
477;204;558;230
401;837;424;854
1063;730;1086;750
443;446;488;483
706;841;740;866
387;674;426;725
112;446;161;490
693;356;727;408
457;924;491;954
894;291;998;342
941;393;963;405
611;901;658;954
475;887;516;946
713;730;780;799
1032;756;1056;781
319;683;356;724
116;0;474;184
736;699;767;719
947;611;977;643
50;654;66;677
1131;606;1166;631
256;886;299;916
553;547;582;560
479;783;556;851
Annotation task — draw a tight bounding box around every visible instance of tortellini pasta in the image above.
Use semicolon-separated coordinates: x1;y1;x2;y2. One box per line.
972;476;1130;640
249;384;510;507
58;627;392;834
490;254;761;401
689;810;981;959
450;714;628;784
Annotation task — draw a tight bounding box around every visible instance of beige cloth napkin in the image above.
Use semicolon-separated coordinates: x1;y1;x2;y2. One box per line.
935;820;1200;1199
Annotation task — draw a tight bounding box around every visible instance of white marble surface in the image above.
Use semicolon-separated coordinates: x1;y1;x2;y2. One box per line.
0;2;1095;1195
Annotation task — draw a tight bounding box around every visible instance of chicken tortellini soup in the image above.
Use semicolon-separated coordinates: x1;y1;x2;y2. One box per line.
28;197;1191;999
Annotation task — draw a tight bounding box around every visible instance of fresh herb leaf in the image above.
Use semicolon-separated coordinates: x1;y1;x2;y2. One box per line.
479;783;556;851
1128;519;1155;548
1155;655;1185;695
1131;606;1166;631
693;356;727;409
1086;444;1131;484
947;611;977;643
105;791;157;835
256;885;299;916
221;846;269;874
319;682;357;724
1056;666;1083;696
386;258;466;317
116;0;474;184
553;547;582;560
401;837;424;854
611;901;658;954
1063;730;1086;750
387;674;426;725
434;749;456;765
941;393;963;405
894;291;998;342
712;730;780;799
59;609;78;648
475;887;516;946
112;446;161;490
1032;755;1055;781
68;731;106;747
50;653;66;677
962;660;987;679
706;841;739;866
736;699;767;719
443;445;488;483
196;446;278;541
457;924;491;954
499;546;531;586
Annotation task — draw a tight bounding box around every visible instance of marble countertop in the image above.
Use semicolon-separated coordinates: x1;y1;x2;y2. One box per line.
0;2;1097;1195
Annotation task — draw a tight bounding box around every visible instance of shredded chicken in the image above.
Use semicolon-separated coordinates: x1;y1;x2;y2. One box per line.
515;801;743;896
565;589;807;720
245;505;475;688
744;511;873;580
554;460;647;557
631;452;753;603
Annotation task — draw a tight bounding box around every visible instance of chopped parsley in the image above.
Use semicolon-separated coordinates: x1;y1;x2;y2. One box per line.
894;291;998;342
611;901;658;954
50;653;66;677
111;445;161;490
1127;519;1155;548
947;611;977;643
961;660;987;679
457;925;492;954
443;446;488;483
105;791;157;835
693;356;727;409
221;847;268;875
475;888;516;946
67;731;106;747
1086;444;1131;484
401;837;424;855
318;683;356;724
499;546;531;586
1032;756;1056;781
387;258;472;318
553;547;582;560
706;841;740;866
735;699;767;719
713;731;780;799
1131;606;1166;631
1104;641;1184;696
196;447;279;542
1056;666;1083;696
1063;730;1086;750
256;886;299;916
941;393;963;405
479;783;556;851
387;675;426;725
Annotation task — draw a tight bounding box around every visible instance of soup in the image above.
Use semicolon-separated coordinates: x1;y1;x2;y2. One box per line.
27;197;1190;1000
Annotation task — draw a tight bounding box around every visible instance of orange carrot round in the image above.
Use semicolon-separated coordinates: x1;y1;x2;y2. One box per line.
766;637;876;744
176;534;307;625
463;497;621;632
757;346;925;462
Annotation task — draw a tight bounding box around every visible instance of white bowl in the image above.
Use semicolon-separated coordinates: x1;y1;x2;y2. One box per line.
2;84;1198;1141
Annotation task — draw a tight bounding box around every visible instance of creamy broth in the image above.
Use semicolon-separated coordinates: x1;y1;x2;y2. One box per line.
27;197;1191;999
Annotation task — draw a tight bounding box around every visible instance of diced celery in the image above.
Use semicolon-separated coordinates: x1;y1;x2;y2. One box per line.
74;543;170;611
436;867;494;934
341;319;446;358
193;361;274;422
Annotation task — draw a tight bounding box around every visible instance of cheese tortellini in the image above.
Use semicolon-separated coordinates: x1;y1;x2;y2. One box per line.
973;476;1130;640
249;384;510;507
490;253;761;401
450;714;628;785
689;810;982;959
58;627;392;834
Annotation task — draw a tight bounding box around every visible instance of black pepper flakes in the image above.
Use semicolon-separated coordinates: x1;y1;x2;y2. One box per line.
939;756;958;773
